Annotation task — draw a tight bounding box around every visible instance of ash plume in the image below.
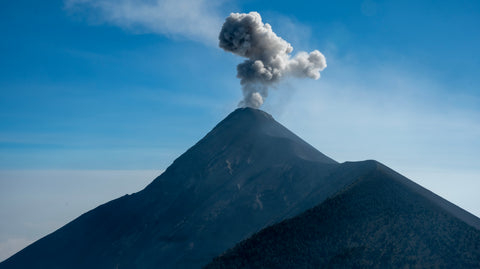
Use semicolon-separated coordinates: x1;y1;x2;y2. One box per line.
219;12;327;108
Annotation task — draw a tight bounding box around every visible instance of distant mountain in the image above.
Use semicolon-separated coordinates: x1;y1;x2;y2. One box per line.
206;161;480;268
2;108;479;269
1;108;352;268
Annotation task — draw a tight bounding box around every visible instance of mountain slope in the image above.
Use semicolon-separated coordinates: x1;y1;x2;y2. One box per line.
1;108;356;269
3;108;479;269
206;161;480;268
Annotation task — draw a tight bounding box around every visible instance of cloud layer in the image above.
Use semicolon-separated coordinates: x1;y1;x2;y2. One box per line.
64;0;225;45
219;12;327;108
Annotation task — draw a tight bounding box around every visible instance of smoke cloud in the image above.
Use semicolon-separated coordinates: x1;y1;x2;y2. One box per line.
219;12;327;108
64;0;224;46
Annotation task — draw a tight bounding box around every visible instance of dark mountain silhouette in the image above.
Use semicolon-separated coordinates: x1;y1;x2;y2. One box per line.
206;161;480;268
0;108;353;268
2;108;479;268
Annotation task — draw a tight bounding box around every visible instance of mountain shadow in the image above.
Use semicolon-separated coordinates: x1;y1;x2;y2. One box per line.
206;161;480;268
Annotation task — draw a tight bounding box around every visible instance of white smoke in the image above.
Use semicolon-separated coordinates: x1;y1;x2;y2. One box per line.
64;0;224;46
219;12;327;108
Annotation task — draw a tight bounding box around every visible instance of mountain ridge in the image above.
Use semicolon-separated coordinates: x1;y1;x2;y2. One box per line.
1;107;479;269
0;108;347;268
206;160;480;268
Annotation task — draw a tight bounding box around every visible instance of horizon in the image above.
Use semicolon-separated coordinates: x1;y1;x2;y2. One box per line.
1;0;480;262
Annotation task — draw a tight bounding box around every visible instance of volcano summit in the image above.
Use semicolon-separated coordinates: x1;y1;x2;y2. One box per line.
1;108;479;268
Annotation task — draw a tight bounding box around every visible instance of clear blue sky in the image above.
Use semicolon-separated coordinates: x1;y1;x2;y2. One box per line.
1;0;479;261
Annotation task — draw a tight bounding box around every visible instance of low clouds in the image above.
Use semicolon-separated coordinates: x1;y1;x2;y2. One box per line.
64;0;224;45
219;12;327;108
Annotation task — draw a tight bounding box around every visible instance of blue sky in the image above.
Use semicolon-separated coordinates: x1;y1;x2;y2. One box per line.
1;0;480;261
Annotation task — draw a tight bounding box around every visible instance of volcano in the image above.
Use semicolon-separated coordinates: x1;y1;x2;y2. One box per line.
1;108;479;268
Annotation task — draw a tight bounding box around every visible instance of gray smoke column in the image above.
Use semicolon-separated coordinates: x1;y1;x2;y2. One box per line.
219;12;327;108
